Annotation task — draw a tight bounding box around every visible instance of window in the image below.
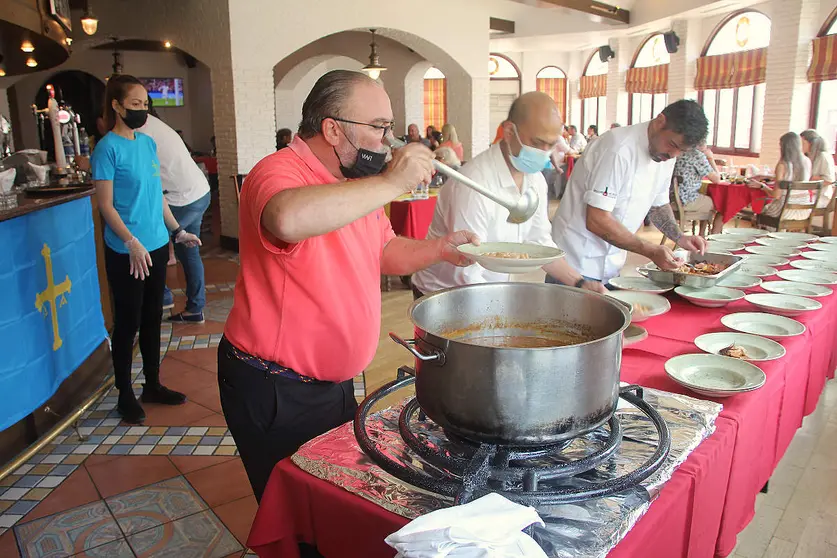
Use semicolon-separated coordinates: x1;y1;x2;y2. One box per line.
810;9;837;159
536;66;567;120
698;11;771;156
423;67;447;131
628;34;669;124
581;51;607;131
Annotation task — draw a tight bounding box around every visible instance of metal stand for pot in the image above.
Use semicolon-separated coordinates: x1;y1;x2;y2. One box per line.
353;368;671;506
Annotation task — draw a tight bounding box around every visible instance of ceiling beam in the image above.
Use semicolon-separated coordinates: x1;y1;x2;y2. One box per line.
538;0;630;25
490;17;516;34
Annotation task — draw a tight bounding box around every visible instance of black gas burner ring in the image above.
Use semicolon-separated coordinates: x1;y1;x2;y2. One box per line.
353;373;671;506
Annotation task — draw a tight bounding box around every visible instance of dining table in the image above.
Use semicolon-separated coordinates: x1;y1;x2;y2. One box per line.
704;179;772;224
247;240;837;558
387;190;439;239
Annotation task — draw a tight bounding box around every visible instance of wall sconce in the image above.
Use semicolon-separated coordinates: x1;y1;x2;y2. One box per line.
21;40;35;53
81;4;99;36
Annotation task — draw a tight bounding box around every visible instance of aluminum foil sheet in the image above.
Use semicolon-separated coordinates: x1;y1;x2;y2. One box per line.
292;387;722;558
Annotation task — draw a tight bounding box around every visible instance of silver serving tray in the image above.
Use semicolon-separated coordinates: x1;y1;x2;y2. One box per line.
637;252;743;288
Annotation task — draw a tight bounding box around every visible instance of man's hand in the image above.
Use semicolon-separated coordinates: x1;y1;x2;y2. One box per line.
439;230;480;267
581;280;607;294
647;244;685;271
677;235;707;255
384;143;434;194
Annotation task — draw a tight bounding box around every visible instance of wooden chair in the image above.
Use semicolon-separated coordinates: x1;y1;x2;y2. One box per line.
808;185;835;235
661;177;715;245
232;174;247;205
756;180;824;233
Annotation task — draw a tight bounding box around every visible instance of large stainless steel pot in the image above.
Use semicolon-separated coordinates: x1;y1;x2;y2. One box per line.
391;282;630;446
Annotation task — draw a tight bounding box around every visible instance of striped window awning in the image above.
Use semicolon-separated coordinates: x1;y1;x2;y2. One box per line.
625;64;669;94
423;78;447;131
694;48;767;90
808;34;837;83
579;75;607;99
536;77;567;118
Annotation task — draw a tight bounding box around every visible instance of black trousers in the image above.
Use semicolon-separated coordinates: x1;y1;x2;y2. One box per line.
217;337;358;502
105;245;168;392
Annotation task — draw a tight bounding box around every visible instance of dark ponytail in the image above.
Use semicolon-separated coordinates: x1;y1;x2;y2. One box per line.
103;74;145;131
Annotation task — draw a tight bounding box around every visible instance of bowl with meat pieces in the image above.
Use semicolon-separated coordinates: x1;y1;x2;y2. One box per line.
694;332;785;362
457;242;565;274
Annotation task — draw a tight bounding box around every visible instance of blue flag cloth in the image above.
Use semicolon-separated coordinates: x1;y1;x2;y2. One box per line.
0;197;107;432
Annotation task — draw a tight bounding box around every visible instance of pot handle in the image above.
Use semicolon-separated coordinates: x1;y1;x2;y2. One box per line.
389;333;445;365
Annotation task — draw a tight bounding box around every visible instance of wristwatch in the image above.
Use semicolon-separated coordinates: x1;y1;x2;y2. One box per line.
171;226;184;240
574;278;587;288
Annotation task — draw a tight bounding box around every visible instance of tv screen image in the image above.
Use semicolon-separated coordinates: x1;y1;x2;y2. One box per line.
140;77;184;107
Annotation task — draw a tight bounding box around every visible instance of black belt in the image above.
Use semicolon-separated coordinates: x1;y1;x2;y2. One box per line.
221;337;328;384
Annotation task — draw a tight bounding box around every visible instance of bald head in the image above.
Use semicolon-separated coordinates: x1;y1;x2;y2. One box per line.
502;91;563;153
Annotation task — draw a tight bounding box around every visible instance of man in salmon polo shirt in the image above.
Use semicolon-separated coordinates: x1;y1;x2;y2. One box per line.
220;70;479;502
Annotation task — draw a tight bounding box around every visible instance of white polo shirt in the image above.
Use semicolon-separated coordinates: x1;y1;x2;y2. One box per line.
412;143;557;294
552;122;675;281
137;115;210;207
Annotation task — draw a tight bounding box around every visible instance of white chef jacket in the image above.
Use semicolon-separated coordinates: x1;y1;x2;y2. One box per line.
551;122;675;281
412;143;557;294
137;115;210;207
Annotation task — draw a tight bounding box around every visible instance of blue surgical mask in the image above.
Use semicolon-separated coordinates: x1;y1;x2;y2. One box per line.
508;125;553;174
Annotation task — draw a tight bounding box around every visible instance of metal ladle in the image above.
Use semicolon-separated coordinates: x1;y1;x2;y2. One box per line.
386;137;539;224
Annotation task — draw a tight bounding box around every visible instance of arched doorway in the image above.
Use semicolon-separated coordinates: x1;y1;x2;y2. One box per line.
489;53;521;138
33;71;105;161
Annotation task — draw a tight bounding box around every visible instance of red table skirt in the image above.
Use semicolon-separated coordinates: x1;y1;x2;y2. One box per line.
566;156;575;178
193;155;218;175
247;248;837;558
388;198;438;239
706;183;767;223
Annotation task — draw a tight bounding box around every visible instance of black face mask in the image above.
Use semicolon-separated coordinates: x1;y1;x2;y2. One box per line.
120;107;148;129
333;137;387;179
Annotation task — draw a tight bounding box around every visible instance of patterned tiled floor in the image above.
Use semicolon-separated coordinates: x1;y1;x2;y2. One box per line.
0;255;365;555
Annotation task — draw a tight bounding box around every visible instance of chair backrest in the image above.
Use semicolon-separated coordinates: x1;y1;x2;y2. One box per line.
232;174;247;204
775;180;824;231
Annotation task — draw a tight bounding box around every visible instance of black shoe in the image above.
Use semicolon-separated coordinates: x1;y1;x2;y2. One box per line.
117;391;146;424
141;384;187;406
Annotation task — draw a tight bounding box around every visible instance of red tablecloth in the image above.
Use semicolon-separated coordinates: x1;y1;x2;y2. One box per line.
247;247;837;558
706;183;767;222
566;156;575;178
388;197;438;239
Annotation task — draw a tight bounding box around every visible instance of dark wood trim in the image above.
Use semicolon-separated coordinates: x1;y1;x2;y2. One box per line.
700;8;771;57
488;52;522;95
220;234;240;252
0;185;94;223
489;17;515;34
538;0;630;25
700;85;761;154
809;82;821;130
583;49;598;76
710;147;761;158
817;5;837;36
536;65;567;79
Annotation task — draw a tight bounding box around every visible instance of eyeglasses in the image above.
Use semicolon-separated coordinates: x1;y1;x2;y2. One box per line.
327;117;394;139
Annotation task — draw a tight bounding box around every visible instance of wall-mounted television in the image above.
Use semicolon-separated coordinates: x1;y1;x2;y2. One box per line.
139;77;185;107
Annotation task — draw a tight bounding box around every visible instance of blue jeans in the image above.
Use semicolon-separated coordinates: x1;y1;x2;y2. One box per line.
165;192;210;313
545;274;614;290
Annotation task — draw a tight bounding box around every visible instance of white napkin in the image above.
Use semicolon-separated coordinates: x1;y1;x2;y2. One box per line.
0;168;16;193
385;493;548;558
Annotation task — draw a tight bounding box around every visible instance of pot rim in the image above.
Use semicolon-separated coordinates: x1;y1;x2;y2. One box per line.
408;282;631;350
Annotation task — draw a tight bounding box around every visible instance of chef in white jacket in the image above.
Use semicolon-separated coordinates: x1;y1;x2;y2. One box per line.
412;92;604;297
551;99;708;283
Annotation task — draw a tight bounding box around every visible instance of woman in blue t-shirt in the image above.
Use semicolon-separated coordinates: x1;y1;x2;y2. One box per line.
92;74;201;424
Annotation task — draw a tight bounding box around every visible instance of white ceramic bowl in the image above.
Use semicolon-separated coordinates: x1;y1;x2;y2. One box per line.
606;291;671;323
742;255;790;267
768;232;818;242
754;237;808;249
745;245;801;257
607;276;674;294
807;243;837;252
717;274;763;290
457;242;564;274
665;354;766;398
707;240;746;252
738;264;778;278
776;269;837;285
721;312;806;338
816;236;837;244
674;286;746;308
760;280;833;298
745;293;822;316
694;332;786;361
789;260;837;273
